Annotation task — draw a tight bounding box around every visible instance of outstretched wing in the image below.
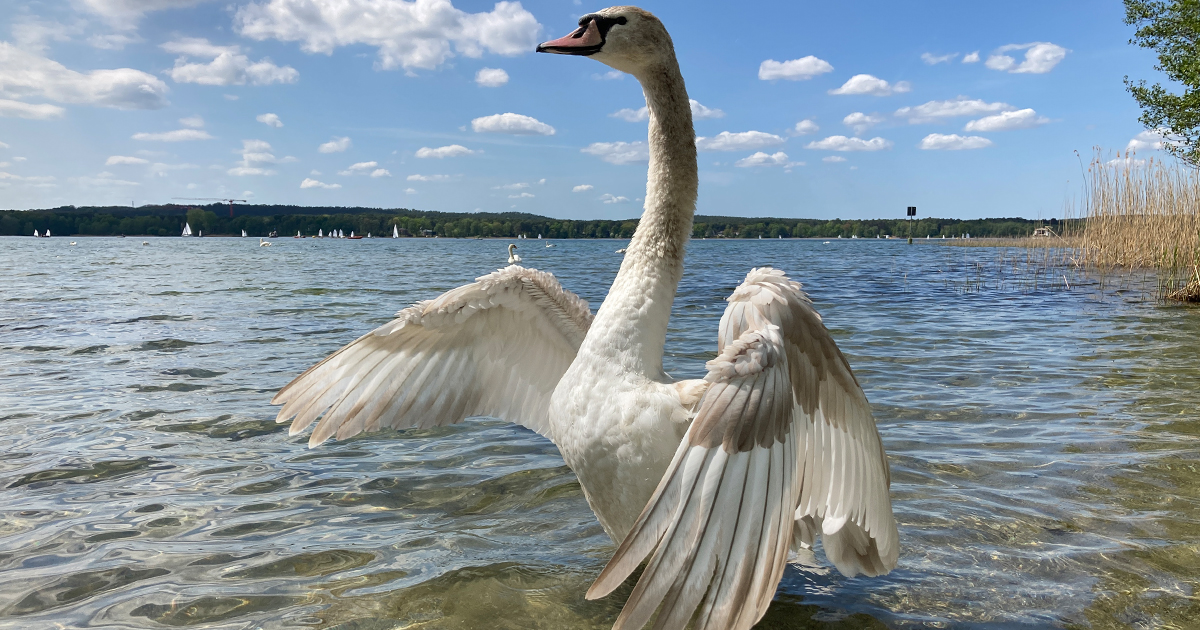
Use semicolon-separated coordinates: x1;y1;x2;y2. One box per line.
587;267;897;630
272;265;592;446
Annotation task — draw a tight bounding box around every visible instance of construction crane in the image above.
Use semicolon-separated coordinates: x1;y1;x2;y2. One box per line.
172;197;247;218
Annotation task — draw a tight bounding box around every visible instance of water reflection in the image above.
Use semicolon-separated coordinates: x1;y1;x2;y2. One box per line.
0;236;1197;629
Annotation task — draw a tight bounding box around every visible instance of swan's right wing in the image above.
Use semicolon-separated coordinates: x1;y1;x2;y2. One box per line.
272;265;592;446
587;268;897;630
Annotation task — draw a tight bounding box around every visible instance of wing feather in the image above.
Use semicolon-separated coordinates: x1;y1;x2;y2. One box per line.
589;267;898;630
273;266;592;445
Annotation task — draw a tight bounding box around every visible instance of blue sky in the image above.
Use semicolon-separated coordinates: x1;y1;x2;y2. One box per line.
0;0;1169;220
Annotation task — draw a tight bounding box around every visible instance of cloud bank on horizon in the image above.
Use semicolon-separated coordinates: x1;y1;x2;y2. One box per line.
0;0;1155;219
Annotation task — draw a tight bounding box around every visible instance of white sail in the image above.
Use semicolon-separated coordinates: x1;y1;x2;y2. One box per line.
297;231;302;237
33;229;39;237
45;229;51;237
338;229;344;238
393;225;399;238
199;230;202;237
350;231;355;238
242;229;247;237
367;232;371;238
318;229;324;237
182;223;192;237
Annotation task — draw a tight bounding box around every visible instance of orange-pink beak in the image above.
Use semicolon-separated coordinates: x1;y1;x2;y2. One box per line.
536;19;603;55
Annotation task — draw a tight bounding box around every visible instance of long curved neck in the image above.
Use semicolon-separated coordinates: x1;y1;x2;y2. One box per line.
584;58;697;378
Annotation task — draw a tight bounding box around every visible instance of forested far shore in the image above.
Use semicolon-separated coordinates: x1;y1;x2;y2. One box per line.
0;204;1065;239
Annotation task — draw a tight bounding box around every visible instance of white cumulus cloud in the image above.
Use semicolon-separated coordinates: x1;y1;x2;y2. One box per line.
921;52;957;65
235;0;541;72
1127;128;1170;153
581;141;648;164
735;151;799;168
370;168;390;177
572;184;592;192
895;97;1014;124
106;155;149;165
985;43;1068;74
758;56;833;81
822;155;846;162
407;173;450;181
962;51;980;63
843;112;883;135
695;131;785;152
257;112;283;127
600;193;629;203
162;37;298;86
133;129;213;141
509;191;534;198
471;112;554;135
805;135;893;151
611;99;724;122
963;108;1049;132
0;99;65;119
918;133;993;150
319;136;351;153
829;74;911;96
0;43;169;111
339;160;378;174
179;115;204;128
416;144;475;158
230;138;280;175
301;177;340;189
475;67;509;87
793;119;819;135
77;0;209;26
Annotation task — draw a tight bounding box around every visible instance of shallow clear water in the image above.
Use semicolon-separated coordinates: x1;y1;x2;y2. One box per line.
1;236;1197;630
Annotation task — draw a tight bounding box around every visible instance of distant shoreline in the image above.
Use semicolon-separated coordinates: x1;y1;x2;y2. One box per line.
2;205;1062;240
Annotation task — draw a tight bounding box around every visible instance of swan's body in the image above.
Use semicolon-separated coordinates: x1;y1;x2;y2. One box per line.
259;238;272;247
274;8;896;630
507;243;522;264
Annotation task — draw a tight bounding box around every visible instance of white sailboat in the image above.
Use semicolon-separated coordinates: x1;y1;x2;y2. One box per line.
338;229;344;238
182;223;193;237
392;225;399;238
296;231;302;238
242;229;248;237
33;229;39;237
367;232;372;238
199;230;203;237
45;229;51;237
350;231;355;237
318;228;324;238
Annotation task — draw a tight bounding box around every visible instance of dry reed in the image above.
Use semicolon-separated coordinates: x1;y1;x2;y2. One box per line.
1073;149;1200;301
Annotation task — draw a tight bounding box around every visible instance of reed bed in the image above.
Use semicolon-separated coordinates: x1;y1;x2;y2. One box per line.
1073;150;1200;302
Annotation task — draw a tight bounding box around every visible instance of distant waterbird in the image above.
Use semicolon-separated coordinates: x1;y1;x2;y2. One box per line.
507;243;521;264
273;8;897;630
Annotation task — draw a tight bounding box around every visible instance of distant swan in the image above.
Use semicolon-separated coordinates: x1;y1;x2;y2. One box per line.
615;248;626;253
546;242;555;248
142;241;149;245
507;243;521;264
273;8;897;630
259;238;272;247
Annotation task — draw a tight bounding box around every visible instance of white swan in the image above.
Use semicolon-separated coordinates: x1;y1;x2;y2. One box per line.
507;243;522;264
273;8;897;630
259;238;272;247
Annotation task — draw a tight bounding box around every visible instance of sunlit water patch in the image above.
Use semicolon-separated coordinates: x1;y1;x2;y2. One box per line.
1;236;1197;629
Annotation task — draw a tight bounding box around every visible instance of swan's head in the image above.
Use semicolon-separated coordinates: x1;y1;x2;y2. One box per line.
536;6;671;76
508;243;517;252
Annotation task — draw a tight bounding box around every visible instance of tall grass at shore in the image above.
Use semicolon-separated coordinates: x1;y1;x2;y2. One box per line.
1073;150;1200;301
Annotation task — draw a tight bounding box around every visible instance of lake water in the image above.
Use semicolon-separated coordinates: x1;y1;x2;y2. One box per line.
1;236;1197;630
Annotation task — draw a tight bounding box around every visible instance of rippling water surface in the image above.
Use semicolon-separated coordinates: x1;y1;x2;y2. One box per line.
1;236;1197;629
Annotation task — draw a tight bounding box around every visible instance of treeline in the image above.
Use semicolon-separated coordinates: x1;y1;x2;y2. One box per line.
0;204;1063;239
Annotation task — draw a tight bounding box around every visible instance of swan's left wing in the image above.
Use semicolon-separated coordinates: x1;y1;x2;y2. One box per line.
587;268;898;630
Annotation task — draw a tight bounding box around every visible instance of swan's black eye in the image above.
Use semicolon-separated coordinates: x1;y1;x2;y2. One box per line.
593;15;627;38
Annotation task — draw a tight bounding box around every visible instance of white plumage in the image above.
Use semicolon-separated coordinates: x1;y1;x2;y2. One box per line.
507;243;521;264
274;7;897;630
